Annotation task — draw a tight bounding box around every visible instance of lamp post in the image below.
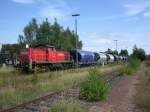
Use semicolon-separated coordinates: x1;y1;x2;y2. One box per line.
72;14;80;68
114;40;118;52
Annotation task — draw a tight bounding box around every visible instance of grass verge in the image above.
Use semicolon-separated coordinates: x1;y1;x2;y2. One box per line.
119;58;140;76
0;65;121;110
134;63;150;112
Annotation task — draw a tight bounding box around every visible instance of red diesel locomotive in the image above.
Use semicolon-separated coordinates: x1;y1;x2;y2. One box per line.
18;44;73;71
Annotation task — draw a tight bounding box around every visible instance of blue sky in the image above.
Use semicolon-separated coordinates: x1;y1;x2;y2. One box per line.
0;0;150;54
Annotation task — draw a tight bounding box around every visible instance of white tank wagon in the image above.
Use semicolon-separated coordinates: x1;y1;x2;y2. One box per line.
96;52;107;65
106;54;115;63
119;56;123;61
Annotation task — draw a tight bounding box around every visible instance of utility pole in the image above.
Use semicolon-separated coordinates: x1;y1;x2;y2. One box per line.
72;14;80;68
114;40;118;52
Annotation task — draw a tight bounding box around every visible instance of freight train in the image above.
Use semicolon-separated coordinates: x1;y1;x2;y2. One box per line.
17;44;128;71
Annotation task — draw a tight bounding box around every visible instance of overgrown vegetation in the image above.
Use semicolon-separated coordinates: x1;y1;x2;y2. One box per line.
134;63;150;112
49;100;88;112
0;65;120;110
145;61;150;67
119;58;140;76
79;68;110;101
28;73;39;85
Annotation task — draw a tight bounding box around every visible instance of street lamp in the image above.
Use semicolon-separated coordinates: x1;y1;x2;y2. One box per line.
114;40;118;52
72;13;80;68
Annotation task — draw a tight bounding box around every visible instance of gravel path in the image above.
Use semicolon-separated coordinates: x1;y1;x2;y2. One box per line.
89;74;140;112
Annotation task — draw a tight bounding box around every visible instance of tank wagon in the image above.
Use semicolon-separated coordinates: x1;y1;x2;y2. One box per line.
113;55;120;62
18;44;72;71
70;50;96;66
106;54;115;63
96;52;107;65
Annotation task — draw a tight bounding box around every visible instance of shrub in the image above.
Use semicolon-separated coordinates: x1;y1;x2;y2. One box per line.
79;68;110;101
119;65;133;76
119;58;140;76
49;100;88;112
128;58;140;70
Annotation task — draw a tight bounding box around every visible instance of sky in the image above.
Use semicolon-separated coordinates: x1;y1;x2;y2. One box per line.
0;0;150;54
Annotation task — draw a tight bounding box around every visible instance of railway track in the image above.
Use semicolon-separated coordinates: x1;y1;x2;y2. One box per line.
2;69;122;112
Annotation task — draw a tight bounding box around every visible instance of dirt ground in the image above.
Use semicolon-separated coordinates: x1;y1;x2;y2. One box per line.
89;72;140;112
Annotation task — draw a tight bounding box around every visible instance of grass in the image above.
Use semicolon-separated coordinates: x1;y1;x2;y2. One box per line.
79;68;110;101
49;100;88;112
145;60;150;67
134;63;150;112
119;58;140;76
0;65;121;110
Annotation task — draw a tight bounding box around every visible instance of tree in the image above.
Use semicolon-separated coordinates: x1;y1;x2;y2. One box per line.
119;49;128;56
51;18;64;49
113;50;118;55
131;45;146;61
105;49;118;55
18;18;38;46
36;18;53;45
0;44;22;64
146;55;150;60
18;18;82;51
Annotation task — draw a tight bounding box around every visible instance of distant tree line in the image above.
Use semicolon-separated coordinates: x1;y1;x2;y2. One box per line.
130;45;146;61
0;44;21;64
105;49;128;56
106;45;146;61
18;18;82;51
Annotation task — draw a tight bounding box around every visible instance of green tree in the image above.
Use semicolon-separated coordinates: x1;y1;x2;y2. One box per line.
36;18;53;45
113;50;118;55
0;44;22;64
18;18;82;51
105;49;118;55
131;45;146;61
51;18;66;50
119;49;128;56
19;18;38;46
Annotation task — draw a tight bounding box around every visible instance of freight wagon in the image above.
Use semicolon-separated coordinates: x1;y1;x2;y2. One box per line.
70;50;97;66
106;54;115;63
96;52;108;65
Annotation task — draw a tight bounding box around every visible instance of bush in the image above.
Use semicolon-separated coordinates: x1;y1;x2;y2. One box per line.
119;66;133;76
49;100;88;112
79;68;110;101
119;58;140;76
128;58;140;70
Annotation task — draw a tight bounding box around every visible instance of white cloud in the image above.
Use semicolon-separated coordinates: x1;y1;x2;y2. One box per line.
38;0;78;21
80;32;132;53
11;0;35;4
11;0;78;21
123;1;150;16
79;32;150;54
144;12;150;17
40;6;66;20
39;6;74;21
